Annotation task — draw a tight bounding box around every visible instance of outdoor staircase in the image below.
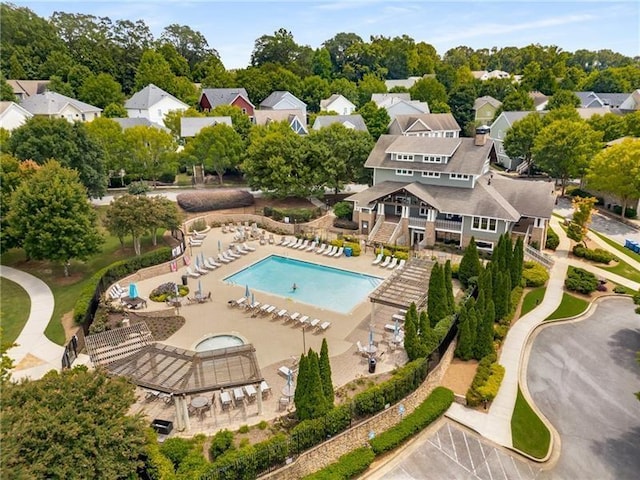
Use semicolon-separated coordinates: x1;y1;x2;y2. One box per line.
372;222;398;245
515;160;530;175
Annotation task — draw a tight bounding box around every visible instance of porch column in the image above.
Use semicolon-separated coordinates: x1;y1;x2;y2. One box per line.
377;203;385;215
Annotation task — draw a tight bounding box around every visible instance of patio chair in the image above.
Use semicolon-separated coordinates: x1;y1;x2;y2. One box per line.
260;380;271;399
232;387;245;406
195;264;208;275
306;241;318;252
229;297;246;308
235;244;248;255
274;308;288;319
247;301;260;312
315;244;327;254
217;253;231;264
298;315;309;327
278;237;289;246
318;321;331;331
279;396;290;411
203;258;218;270
380;256;392;268
297;239;309;250
278;366;294;377
268;234;275;245
372;253;383;265
289;312;301;323
192;229;207;239
392;313;405;322
189;238;203;247
258;304;272;315
397;259;406;269
324;245;337;256
264;305;277;316
387;257;398;269
225;249;241;259
333;246;344;257
244;385;257;403
185;267;200;278
289;238;303;249
243;242;256;252
221;224;229;233
309;318;320;329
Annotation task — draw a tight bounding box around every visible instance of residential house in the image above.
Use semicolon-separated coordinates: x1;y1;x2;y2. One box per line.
529;91;549;111
473;96;502;124
19;91;101;122
0;101;33;130
253;109;307;135
384;76;430;90
180;116;233;138
6;80;50;101
490;111;545;171
345;127;554;251
111;117;169;131
320;94;356;115
259;91;307;124
198;88;254;117
388;113;460;138
312;114;368;132
125;84;188;127
371;93;429;120
576;107;618;120
471;70;512;81
574;91;630;109
619;89;640;111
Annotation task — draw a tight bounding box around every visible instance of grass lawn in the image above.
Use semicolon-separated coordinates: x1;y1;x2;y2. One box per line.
0;277;31;345
511;386;551;459
589;229;640;263
545;292;589;321
520;287;547;317
600;259;640;284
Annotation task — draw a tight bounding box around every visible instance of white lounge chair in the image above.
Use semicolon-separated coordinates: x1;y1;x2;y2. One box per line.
185;267;200;278
195;264;208;275
265;305;277;316
289;312;301;322
397;259;406;269
275;309;288;319
306;241;317;252
380;256;392;268
372;253;383;265
298;315;309;326
387;257;398;269
278;366;293;377
192;229;207;239
280;237;292;246
260;380;271;398
230;297;246;308
243;242;256;252
324;246;337;256
392;313;405;322
207;257;222;267
235;245;248;255
384;323;398;332
189;238;203;247
315;244;327;254
247;301;260;311
333;247;344;257
203;259;217;270
217;253;231;264
290;238;303;249
318;321;331;331
309;318;320;328
226;249;241;259
356;341;367;355
259;304;271;314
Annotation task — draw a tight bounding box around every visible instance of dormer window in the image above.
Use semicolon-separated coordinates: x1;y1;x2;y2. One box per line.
450;173;470;181
394;153;413;161
423;155;443;163
396;169;414;176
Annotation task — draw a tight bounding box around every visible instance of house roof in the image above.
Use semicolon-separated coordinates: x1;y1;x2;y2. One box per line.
371;93;411;107
312;114;368;132
472;70;489;79
528;91;549;108
19;91;101;115
111;117;169;131
389;113;461;134
320;93;356;110
253;109;308;133
6;79;50;98
0;101;33;117
365;135;492;176
473;96;502;110
385;100;430;116
125;84;188;110
488;175;556;219
490;110;542;131
573;91;629;109
259;91;306;109
180;116;233;137
576;107;617;120
384;77;423;90
200;88;254;108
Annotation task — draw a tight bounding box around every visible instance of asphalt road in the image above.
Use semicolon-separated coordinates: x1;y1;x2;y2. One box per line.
527;297;640;480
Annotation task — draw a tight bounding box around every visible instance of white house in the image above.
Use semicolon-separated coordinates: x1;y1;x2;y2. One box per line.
19;91;101;122
125;84;188;127
180;116;233;138
320;94;356;115
312;114;368;132
253;109;308;135
371;93;429;120
0;101;33;130
259;91;307;124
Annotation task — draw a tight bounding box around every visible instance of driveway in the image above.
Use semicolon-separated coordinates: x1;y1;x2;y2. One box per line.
526;297;640;480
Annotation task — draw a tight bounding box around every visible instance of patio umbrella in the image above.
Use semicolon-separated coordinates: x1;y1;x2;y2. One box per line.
174;282;179;297
245;284;250;298
195;256;200;269
129;283;138;299
369;325;374;349
197;279;202;296
394;316;400;336
200;251;205;266
218;239;222;253
251;292;255;306
282;369;295;397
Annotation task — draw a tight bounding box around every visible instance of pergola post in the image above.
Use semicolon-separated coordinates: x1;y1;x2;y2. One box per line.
174;395;190;432
256;382;263;415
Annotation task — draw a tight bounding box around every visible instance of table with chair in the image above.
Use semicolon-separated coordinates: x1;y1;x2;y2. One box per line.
190;395;210;420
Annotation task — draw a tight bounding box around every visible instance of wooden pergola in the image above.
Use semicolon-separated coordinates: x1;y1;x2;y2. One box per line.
369;257;434;312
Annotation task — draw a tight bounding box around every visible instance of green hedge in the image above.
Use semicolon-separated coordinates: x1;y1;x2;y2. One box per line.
522;261;549;287
466;353;498;407
264;206;323;223
565;266;598;294
73;247;173;324
545;228;559;250
476;363;505;401
369;387;454;455
572;245;615;264
303;447;375;480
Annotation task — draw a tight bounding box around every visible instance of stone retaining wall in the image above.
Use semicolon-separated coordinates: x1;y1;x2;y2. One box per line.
262;342;456;479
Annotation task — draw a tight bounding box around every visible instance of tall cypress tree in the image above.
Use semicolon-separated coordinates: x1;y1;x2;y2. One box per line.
455;303;473;360
427;263;448;327
511;236;524;288
419;310;435;353
467;298;478;352
459;237;481;287
318;338;334;408
444;260;455;314
294;353;309;419
475;298;495;359
306;350;329;419
403;303;420;360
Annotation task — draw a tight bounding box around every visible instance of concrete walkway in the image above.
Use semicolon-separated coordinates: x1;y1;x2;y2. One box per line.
1;266;65;381
446;213;638;448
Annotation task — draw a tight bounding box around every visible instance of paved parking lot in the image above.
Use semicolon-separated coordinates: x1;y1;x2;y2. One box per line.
367;421;545;480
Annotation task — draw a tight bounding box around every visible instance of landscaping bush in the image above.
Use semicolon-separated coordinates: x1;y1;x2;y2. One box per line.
208;429;235;460
303;447;375;480
333;218;359;230
545;228;559;250
565;266;598;295
332;201;353;219
466;353;497;407
522;261;549;287
612;285;631;294
176;190;254;212
238;425;249;434
149;282;188;302
569;188;604;205
263;206;322;223
188;218;207;233
613;205;637;218
476;363;505;402
369;387;454;455
128;180;150;195
158;171;176;184
572;245;615;264
159;437;193;470
450;263;460;279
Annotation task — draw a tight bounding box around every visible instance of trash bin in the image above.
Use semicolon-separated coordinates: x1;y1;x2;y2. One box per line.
368;357;377;374
151;419;173;435
344;247;352;257
181;275;188;286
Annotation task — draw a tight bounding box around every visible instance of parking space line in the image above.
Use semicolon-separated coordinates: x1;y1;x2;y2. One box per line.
477;438;494;480
510;456;524;480
447;422;459;463
495;450;509;480
463;430;475;471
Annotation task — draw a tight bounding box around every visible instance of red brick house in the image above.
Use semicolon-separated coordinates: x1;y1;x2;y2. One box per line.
199;88;254;117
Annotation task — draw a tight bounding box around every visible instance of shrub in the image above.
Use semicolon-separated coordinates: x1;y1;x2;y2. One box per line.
343;241;361;256
565;266;598;294
613;285;629;294
176;190;254;212
545;228;559;250
450;263;460;279
613;205;637;218
159;437;193;470
263;206;322;223
128;180;150;195
466;353;497;407
189;218;207;233
332;201;353;219
257;420;268;430
238;425;249;434
158;171;176;184
149;282;188;302
303;447;375;479
476;363;505;401
333;218;359;230
522;261;549;287
572;245;615;264
209;429;234;460
393;250;409;260
369;387;454;455
596;283;608;292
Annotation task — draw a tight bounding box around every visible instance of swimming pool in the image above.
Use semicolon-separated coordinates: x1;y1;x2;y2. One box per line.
224;255;382;314
195;334;244;352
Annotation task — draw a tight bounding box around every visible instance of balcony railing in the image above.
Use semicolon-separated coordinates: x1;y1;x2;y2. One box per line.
408;217;427;228
435;219;463;232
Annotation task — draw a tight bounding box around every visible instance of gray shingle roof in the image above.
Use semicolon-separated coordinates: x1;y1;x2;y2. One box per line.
573;91;629;109
259;91;306;109
473;96;502;110
180;116;233;137
371;93;411;107
111;117;168;131
312;114;368;132
19;91;101;115
384;77;423;90
489;175;556;219
388;113;461;134
200;88;253;108
125;84;187;110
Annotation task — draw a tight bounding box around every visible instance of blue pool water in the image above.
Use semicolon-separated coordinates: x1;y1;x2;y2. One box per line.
224;255;382;314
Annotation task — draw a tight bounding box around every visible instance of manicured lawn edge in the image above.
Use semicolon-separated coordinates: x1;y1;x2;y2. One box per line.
545;293;589;321
302;447;375;480
0;277;31;345
511;386;551;459
521;287;547;317
589;229;640;263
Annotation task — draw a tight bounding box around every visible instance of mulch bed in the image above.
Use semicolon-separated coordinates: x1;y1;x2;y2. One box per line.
107;310;185;341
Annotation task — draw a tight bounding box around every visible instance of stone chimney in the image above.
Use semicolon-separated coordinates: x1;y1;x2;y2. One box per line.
475;125;490;146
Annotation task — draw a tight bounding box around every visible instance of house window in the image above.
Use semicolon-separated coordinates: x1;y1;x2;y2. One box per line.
394;153;413;161
422;171;440;178
445;131;455;138
475;240;494;251
472;216;498;232
450;173;470;181
423;156;443;163
419;202;428;216
396;169;414;176
242;108;247;114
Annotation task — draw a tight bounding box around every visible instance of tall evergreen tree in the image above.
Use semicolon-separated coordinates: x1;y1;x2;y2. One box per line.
403;303;421;360
511;237;524;288
459;237;481;287
444;260;455;314
318;338;334;408
427;263;449;327
475;299;496;359
467;298;478;353
293;353;309;419
419;310;436;353
306;349;329;419
455;303;474;360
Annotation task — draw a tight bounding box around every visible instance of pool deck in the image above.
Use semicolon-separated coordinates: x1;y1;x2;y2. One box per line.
128;228;414;435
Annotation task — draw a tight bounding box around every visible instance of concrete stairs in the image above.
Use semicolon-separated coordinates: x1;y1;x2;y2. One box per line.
372;222;398;245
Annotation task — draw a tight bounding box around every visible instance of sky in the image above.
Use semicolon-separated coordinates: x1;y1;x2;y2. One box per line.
15;1;640;70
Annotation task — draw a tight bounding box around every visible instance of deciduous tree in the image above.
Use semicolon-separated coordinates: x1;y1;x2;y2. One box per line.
567;196;597;245
123;125;177;185
78;72;125;108
182;124;243;184
357;101;390;140
503;113;543;176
